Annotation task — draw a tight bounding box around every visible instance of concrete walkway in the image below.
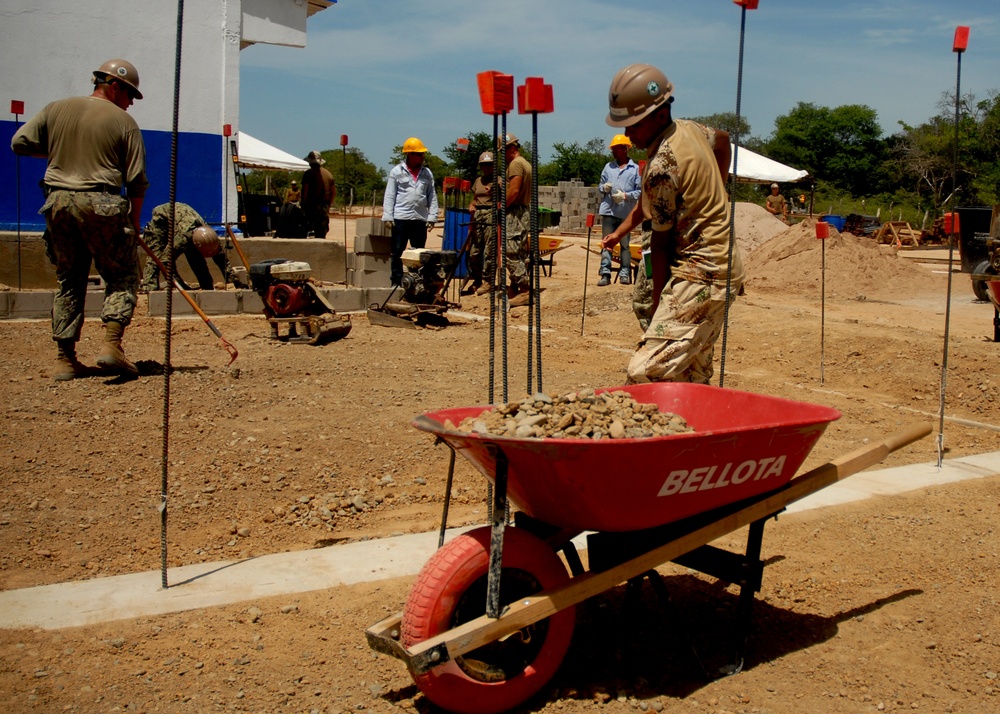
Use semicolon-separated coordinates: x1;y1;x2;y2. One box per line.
1;451;997;632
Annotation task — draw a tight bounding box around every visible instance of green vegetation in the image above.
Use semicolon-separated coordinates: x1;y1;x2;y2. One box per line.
241;88;1000;219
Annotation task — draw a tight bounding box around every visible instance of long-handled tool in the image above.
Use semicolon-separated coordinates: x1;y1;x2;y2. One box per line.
136;233;238;365
580;213;595;336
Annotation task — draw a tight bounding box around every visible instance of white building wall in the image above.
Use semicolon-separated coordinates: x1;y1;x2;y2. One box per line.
0;0;321;231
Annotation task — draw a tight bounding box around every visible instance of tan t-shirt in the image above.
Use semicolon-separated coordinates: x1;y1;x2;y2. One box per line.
766;193;787;216
471;176;493;210
641;119;742;286
506;155;532;207
11;95;148;198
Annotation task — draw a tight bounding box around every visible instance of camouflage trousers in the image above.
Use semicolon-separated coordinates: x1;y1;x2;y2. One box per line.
42;190;139;342
467;207;493;285
631;227;654;330
627;277;738;385
140;202;203;290
504;205;531;291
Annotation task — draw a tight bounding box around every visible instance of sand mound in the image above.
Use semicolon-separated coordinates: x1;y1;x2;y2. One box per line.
745;217;941;300
734;202;789;256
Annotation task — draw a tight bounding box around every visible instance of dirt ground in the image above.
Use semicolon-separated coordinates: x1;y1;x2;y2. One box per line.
1;204;998;713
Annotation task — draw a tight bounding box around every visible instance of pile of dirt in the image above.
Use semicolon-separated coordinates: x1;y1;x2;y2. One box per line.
734;201;790;256
745;217;942;300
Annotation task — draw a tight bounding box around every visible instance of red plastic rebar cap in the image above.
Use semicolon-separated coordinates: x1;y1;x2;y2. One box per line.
340;134;349;146
11;100;25;114
222;124;232;137
517;77;554;115
953;26;970;52
815;221;830;240
477;71;514;115
586;213;596;228
733;0;760;9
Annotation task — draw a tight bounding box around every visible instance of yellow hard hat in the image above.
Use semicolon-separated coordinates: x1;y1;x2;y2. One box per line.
609;134;632;149
402;137;428;153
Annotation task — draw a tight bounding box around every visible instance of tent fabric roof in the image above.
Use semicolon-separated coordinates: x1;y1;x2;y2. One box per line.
730;144;809;184
236;133;310;172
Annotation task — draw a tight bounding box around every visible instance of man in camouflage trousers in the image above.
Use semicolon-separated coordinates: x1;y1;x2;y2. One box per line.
465;151;494;295
141;203;228;291
604;63;743;384
12;58;149;380
502;134;533;308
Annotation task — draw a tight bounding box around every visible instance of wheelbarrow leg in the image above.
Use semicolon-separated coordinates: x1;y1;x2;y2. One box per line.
485;447;509;620
721;517;767;676
437;442;456;549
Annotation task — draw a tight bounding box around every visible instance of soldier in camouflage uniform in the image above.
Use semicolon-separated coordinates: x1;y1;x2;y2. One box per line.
12;59;148;380
141;203;228;291
605;64;743;384
465;152;494;295
503;134;533;308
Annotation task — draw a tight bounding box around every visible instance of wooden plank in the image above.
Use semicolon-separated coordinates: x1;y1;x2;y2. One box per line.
403;423;931;662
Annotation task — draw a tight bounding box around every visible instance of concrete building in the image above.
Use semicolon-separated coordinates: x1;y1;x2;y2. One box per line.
0;0;336;232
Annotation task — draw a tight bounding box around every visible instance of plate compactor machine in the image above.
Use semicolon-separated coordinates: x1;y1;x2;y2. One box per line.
367;248;460;329
249;259;352;344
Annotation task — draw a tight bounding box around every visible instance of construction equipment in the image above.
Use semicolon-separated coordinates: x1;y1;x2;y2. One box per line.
366;248;460;329
135;233;239;365
249;259;351;344
366;383;931;713
971;235;1000;340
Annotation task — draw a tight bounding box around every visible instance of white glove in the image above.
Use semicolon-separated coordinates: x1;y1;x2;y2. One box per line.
601;182;613;193
612;190;626;205
384;220;394;230
427;222;436;232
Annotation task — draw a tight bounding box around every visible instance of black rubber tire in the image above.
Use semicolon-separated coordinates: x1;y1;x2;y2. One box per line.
971;260;991;302
401;526;575;714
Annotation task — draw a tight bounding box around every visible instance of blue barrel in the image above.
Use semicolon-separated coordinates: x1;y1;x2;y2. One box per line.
822;215;846;232
443;207;470;278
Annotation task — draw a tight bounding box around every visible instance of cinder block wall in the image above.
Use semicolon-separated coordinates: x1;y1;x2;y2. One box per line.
538;180;601;232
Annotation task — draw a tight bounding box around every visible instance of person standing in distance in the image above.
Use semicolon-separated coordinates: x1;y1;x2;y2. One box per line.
466;151;494;296
765;182;788;224
12;58;149;380
503;134;533;308
301;151;335;238
602;63;744;384
597;134;642;286
382;137;439;287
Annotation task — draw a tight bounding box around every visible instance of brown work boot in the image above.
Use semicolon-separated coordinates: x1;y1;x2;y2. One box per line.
475;283;493;297
97;321;138;377
53;340;88;381
508;291;531;308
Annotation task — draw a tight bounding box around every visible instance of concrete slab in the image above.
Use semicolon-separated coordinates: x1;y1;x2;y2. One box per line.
1;451;996;631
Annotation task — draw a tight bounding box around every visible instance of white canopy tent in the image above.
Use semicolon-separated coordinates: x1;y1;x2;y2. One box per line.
730;144;808;184
236;133;310;172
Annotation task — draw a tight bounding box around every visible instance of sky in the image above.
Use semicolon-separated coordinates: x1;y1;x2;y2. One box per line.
239;0;1000;175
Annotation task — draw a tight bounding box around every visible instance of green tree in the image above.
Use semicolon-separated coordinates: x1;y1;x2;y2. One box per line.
765;102;887;197
443;132;495;183
539;138;608;185
687;112;754;145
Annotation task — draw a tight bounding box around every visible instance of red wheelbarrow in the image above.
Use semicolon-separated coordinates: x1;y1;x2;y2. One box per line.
366;383;931;714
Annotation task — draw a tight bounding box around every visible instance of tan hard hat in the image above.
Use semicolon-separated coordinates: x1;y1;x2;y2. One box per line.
609;134;632;149
305;150;325;165
478;151;494;164
504;133;519;147
402;137;428;153
606;64;673;128
192;226;221;258
94;59;143;99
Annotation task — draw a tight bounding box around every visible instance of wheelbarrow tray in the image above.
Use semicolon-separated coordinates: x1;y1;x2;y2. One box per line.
414;383;841;533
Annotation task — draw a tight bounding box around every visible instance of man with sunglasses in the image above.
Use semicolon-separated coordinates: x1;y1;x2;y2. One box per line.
12;59;149;380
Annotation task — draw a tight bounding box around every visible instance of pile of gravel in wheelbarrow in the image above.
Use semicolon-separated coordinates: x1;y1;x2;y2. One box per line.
447;388;694;440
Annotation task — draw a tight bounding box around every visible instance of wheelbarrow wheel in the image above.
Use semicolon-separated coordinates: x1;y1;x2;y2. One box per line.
401;526;575;714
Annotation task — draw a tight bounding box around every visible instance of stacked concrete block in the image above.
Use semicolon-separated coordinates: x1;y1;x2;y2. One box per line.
349;217;393;288
538;180;600;232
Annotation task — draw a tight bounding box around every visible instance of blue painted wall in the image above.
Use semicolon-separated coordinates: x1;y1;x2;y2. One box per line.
2;120;222;231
